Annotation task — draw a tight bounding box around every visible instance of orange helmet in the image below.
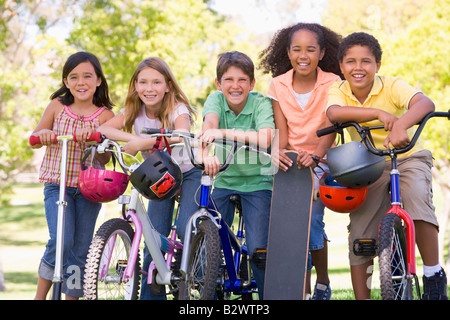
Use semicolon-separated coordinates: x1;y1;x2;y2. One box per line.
319;173;368;213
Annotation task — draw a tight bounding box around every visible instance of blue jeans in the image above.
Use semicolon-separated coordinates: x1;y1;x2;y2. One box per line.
211;187;271;300
307;165;330;271
39;182;101;298
140;167;202;300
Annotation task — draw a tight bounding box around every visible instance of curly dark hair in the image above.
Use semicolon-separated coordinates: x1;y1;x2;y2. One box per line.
337;32;382;63
259;23;342;78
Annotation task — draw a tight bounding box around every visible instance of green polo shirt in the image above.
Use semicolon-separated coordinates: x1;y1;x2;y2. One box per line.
202;91;275;192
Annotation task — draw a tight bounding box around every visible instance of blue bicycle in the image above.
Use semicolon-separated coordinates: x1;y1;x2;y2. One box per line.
142;128;271;300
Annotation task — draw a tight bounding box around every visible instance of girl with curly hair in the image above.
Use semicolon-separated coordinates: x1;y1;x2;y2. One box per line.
259;23;342;300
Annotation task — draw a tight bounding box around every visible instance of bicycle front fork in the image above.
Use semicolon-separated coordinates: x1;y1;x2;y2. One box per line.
389;156;416;277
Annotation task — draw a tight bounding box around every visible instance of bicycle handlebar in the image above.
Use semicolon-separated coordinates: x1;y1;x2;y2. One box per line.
316;111;450;157
141;127;271;172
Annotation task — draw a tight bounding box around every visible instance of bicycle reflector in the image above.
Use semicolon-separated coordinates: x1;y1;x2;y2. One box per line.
326;141;385;188
319;173;368;213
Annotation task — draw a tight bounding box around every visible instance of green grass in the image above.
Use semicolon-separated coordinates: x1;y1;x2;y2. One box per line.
0;183;120;300
0;182;448;300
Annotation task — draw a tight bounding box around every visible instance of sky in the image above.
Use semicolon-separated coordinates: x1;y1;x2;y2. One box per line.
210;0;327;34
45;0;328;41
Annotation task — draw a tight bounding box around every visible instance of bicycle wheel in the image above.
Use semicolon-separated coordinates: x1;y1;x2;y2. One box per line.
84;218;140;300
378;212;416;300
178;218;221;300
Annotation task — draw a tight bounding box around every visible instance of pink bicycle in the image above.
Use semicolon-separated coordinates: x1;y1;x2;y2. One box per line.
82;137;184;300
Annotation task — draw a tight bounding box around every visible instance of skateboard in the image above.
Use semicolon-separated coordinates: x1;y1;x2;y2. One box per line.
264;152;314;300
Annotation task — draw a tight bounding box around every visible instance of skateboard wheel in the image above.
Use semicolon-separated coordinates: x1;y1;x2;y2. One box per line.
313;189;320;201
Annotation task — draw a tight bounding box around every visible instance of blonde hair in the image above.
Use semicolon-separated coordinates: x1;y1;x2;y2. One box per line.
123;57;196;132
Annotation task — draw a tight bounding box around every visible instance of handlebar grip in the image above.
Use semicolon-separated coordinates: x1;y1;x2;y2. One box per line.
141;128;170;135
29;135;57;146
81;131;103;143
29;131;103;146
316;125;337;137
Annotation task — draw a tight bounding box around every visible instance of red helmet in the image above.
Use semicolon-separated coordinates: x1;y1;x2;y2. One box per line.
78;147;129;203
319;173;368;213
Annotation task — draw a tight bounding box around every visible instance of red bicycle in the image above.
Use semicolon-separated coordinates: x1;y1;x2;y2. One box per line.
317;110;449;300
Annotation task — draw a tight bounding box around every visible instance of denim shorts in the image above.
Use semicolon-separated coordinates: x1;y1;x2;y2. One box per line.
39;182;101;297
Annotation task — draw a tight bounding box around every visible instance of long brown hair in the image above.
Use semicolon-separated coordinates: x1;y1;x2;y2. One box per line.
123;57;196;132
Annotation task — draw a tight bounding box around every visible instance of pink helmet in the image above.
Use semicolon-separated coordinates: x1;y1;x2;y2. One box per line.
78;147;129;203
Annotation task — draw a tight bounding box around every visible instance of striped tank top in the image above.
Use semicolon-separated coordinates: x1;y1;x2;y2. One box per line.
39;105;106;187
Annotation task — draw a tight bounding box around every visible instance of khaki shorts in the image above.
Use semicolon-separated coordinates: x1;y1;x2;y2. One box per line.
348;149;438;266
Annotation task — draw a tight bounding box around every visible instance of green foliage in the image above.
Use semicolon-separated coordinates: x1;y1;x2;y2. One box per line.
68;0;245;115
324;0;450;169
0;0;78;203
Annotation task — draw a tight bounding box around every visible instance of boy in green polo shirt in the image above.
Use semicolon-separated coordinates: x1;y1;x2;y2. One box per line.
326;32;447;300
199;51;275;299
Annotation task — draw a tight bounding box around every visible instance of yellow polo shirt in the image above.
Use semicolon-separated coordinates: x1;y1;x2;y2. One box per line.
327;76;423;158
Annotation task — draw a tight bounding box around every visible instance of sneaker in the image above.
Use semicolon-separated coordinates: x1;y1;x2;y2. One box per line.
422;268;448;300
312;282;332;300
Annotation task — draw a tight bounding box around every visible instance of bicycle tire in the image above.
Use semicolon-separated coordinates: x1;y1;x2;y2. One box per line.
178;218;221;300
84;218;140;300
378;212;415;300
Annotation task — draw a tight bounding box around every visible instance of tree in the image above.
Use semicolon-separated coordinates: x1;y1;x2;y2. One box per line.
67;0;256;122
0;0;77;203
0;0;261;202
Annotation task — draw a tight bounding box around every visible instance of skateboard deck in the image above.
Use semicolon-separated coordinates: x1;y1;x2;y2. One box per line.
264;152;314;300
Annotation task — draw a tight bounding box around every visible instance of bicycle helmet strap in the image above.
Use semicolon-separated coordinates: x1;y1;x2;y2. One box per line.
80;146;95;170
152;129;172;155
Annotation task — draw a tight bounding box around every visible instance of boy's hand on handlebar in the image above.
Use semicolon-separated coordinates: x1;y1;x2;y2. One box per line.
378;110;398;131
384;124;411;149
196;149;220;177
197;128;224;144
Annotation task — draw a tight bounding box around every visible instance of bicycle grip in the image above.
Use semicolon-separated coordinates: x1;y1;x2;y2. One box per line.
29;135;56;146
316;125;337;137
141;128;169;135
29;132;103;146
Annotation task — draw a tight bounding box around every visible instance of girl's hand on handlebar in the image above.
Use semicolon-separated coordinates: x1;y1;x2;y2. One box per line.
35;129;56;146
121;137;145;156
75;127;96;143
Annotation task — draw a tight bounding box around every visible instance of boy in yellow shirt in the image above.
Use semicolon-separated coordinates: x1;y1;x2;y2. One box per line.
327;32;447;300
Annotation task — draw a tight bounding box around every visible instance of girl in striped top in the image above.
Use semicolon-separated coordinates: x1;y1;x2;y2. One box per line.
31;52;114;299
